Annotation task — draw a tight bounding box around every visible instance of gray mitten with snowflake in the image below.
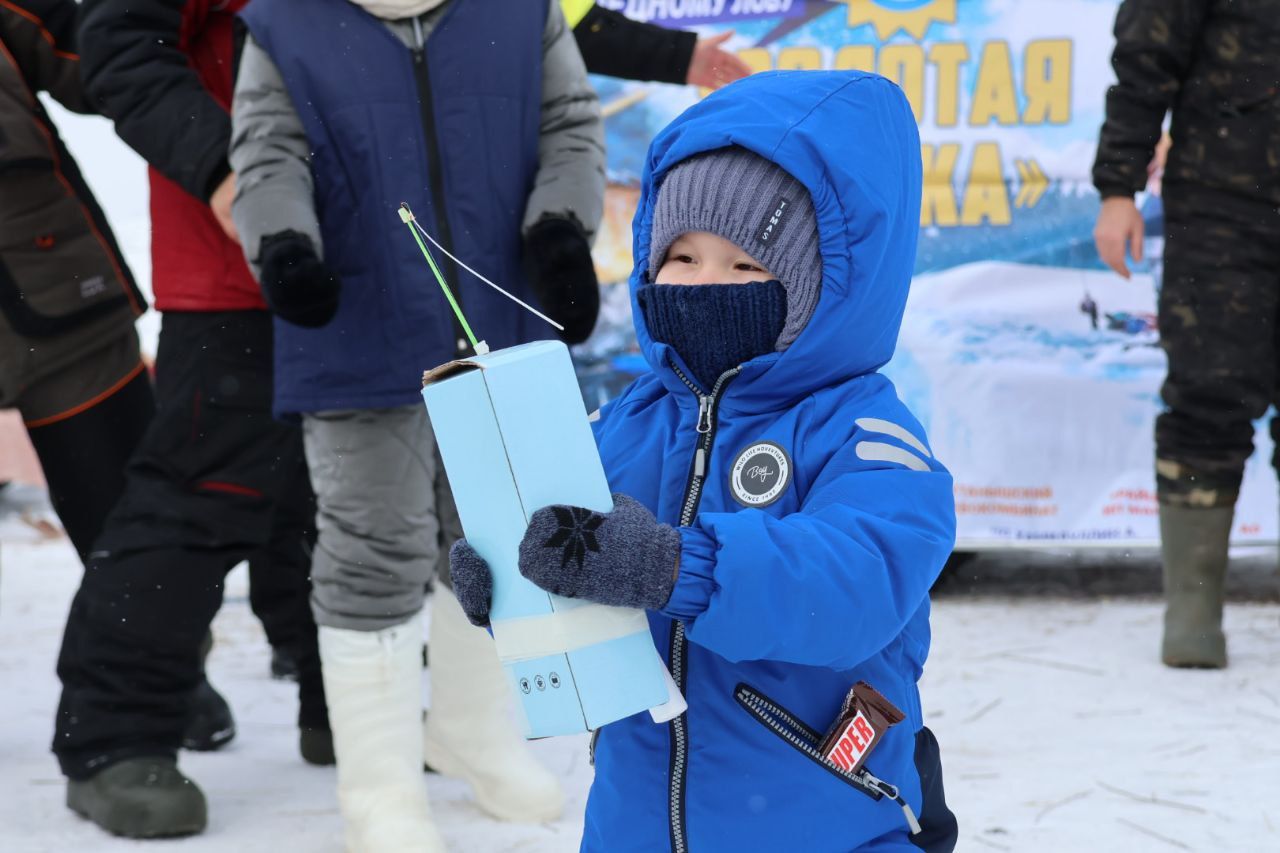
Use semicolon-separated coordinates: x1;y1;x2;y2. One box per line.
449;539;495;627
517;494;680;610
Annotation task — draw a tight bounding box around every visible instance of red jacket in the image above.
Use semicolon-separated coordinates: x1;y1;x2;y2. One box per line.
80;0;264;312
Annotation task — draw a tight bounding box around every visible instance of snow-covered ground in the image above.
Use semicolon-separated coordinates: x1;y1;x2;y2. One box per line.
9;48;1276;853
0;520;591;853
3;506;1277;852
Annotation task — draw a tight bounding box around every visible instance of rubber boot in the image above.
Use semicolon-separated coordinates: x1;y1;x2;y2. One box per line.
319;611;446;853
66;757;207;838
423;588;563;823
299;726;335;766
1160;504;1231;668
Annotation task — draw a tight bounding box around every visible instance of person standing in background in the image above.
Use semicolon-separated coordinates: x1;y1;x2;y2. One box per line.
231;0;605;847
566;0;753;88
52;0;330;839
1092;0;1280;669
0;0;151;567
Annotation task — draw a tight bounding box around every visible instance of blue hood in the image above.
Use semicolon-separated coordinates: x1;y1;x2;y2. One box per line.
630;71;922;411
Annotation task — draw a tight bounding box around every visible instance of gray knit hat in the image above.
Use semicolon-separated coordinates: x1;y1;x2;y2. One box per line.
648;147;822;350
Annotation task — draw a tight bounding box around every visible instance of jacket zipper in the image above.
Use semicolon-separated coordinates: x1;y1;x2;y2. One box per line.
668;362;739;853
410;19;468;356
735;685;923;836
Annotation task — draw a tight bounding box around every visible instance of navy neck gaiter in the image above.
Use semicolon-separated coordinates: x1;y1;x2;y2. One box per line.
638;280;788;392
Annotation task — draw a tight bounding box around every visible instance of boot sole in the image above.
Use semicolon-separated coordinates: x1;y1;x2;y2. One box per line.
67;786;206;839
1162;632;1227;669
181;723;236;752
1162;654;1227;669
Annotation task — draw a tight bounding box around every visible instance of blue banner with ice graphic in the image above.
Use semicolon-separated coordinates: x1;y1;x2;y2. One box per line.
581;0;1278;546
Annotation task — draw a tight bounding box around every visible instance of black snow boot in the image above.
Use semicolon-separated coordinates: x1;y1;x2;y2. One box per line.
182;678;236;751
66;757;207;838
183;632;236;750
299;726;335;766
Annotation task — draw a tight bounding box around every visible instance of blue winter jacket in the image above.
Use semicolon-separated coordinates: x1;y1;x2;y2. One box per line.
585;71;956;852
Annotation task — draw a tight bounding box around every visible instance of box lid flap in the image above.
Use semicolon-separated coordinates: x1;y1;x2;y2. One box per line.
422;359;484;388
421;340;569;389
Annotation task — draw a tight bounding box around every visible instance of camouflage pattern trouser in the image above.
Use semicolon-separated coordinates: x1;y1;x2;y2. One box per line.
1157;189;1280;508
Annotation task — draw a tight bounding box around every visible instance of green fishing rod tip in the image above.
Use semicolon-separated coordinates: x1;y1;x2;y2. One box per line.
398;203;413;224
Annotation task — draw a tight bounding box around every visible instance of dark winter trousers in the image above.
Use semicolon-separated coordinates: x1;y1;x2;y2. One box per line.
53;311;327;780
25;369;154;562
246;477;317;657
1156;188;1280;508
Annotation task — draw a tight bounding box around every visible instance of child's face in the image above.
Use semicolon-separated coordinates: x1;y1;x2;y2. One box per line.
656;231;775;286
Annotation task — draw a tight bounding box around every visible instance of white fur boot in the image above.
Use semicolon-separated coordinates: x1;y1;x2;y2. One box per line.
319;611;447;852
423;588;564;823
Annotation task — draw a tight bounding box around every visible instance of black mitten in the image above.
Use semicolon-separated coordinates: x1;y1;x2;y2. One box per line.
257;230;341;328
522;217;600;345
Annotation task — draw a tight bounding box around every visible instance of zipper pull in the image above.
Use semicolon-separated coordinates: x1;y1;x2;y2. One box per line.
858;770;922;835
696;396;712;434
899;800;923;836
412;13;425;52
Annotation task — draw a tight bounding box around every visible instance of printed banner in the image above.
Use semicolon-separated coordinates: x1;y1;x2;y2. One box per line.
580;0;1279;546
595;0;806;26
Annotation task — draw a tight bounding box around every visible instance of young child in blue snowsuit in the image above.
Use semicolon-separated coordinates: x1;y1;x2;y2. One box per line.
451;70;958;852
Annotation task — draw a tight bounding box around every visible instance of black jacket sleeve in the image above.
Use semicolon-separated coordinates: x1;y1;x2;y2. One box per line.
573;5;696;85
0;0;89;112
78;0;231;202
1092;0;1211;199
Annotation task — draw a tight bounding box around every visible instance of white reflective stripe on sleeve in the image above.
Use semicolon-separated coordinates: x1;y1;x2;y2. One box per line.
490;603;650;662
855;441;931;472
854;418;932;458
587;409;601;423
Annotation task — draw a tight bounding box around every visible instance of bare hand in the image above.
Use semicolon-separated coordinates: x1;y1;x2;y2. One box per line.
1093;196;1144;279
210;172;239;243
685;31;752;90
1148;133;1172;178
1146;133;1172;195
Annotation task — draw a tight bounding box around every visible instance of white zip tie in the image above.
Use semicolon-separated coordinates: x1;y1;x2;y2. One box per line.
407;216;565;332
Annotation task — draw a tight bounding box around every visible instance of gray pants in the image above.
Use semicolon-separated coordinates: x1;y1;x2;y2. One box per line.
302;405;461;632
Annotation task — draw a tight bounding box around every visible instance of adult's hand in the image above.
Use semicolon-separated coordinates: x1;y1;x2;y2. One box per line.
523;217;600;345
1093;196;1144;279
685;31;752;90
257;231;341;328
210;172;239;243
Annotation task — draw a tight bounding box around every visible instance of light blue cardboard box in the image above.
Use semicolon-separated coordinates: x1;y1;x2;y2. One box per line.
422;340;676;738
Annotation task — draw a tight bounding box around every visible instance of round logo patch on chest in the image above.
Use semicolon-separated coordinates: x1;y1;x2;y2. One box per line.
729;442;792;508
